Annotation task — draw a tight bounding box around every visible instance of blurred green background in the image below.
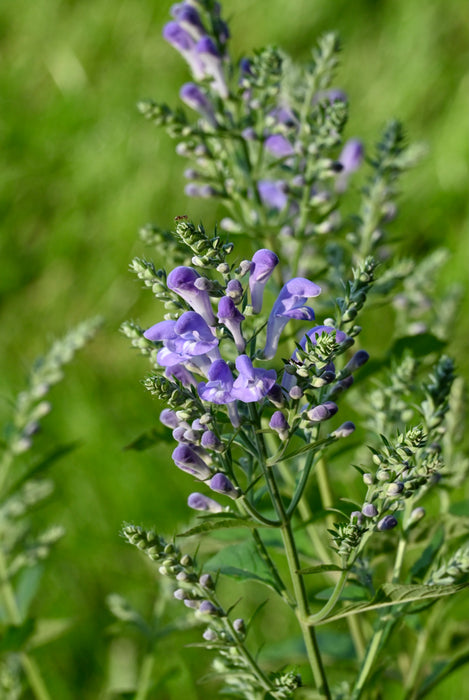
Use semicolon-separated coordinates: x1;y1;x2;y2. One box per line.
0;0;467;697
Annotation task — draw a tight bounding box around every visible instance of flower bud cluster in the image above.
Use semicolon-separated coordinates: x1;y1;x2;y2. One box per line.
174;219;234;268
428;543;469;586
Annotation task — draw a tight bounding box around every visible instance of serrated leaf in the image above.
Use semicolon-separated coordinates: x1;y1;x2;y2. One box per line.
177;514;258;537
203;541;280;593
410;527;444;582
311;582;468;625
124;428;168;451
297;564;343;575
389;333;446;360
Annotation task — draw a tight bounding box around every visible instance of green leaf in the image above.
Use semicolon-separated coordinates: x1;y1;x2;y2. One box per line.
417;645;469;699
29;618;73;648
0;619;35;652
315;584;368;601
177;514;258;537
124;428;168;451
297;564;343;575
203;541;281;593
311;582;468;625
16;564;44;619
389;333;446;360
410;527;444;582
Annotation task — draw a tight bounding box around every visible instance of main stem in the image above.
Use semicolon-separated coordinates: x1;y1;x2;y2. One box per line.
249;407;331;698
0;549;52;700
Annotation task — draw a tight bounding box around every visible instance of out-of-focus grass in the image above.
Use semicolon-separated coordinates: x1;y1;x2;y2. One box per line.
0;0;467;697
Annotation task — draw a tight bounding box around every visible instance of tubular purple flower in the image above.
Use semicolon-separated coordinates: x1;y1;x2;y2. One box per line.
163;22;205;79
217;296;246;352
332;421;356;438
187;492;223;513
307;401;338;422
248;249;279;313
197;359;235;404
258;180;288;211
195;36;228;98
143;319;177;342
264;134;295;158
339;138;364;174
171;5;205;39
172;444;212;480
201;430;223;452
263;278;321;360
378;515;398;531
231;355;276;402
167;266;216;324
226;279;243;303
269;411;290;440
209;472;239;499
159;408;180;428
164;363;197;387
180;83;217;126
345;350;370;373
170;312;219;356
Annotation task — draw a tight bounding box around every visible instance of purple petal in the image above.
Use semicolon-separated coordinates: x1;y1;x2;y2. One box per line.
197;359;235;404
249;248;279;313
209;473;239;499
163;21;195;51
265;134;295;158
172;444;211;479
339;139;364;173
167;266;216;324
258;180;288;211
143;319;177;342
187;492;223;513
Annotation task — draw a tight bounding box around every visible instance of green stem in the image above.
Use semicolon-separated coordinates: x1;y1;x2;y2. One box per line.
248;406;331;698
135;652;155;700
0;550;52;700
308;569;349;624
251;528;295;608
315;456;334;531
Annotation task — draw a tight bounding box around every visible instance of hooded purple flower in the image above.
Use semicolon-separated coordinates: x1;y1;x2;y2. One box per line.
170;312;218;356
164;363;197;387
269;411;290;440
264;134;295;158
258;180;288;211
195;36;228;98
187;492;223;513
167;266;216;324
172;444;212;480
171;5;205;39
180;83;217;126
231;355;276;402
336;138;364;192
198;359;235;404
209;473;239;499
263;278;321;359
163;22;205;79
217;296;245;352
248;249;279;313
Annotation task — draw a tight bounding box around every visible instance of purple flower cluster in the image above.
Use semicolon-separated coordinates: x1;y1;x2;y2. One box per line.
164;2;229;100
143;248;357;508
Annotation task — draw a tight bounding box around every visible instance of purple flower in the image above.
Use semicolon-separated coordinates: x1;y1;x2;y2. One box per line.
306;401;338;422
170;312;218;356
226;279;243;303
163;22;205;79
172;444;212;480
164;363;197;387
377;515;398;531
187;492;223;513
264;134;295;158
248;249;279;313
199;600;219;615
171;5;205;38
209;472;239;499
351;510;364;525
231;355;276;402
159;408;180;428
362;503;378;518
258;180;288;211
332;421;356;438
167;266;216;325
269;411;289;440
195;36;228;97
263;278;321;360
180;83;217;126
339;139;364;173
201;430;223;452
203;628;217;641
314;88;347;104
217;296;245;352
345;350;370;373
337;138;364;192
198;360;235;404
269;105;298;127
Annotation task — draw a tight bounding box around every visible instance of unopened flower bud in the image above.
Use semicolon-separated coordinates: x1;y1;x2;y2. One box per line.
203;628;218;642
377;515;398;531
199;600;219;616
289;386;303;400
332;421;355;438
387;482;404;496
409;507;426;524
209;473;240;499
233;618;245;634
362;503;378;518
363;473;374;485
199;573;214;589
350;511;364;525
